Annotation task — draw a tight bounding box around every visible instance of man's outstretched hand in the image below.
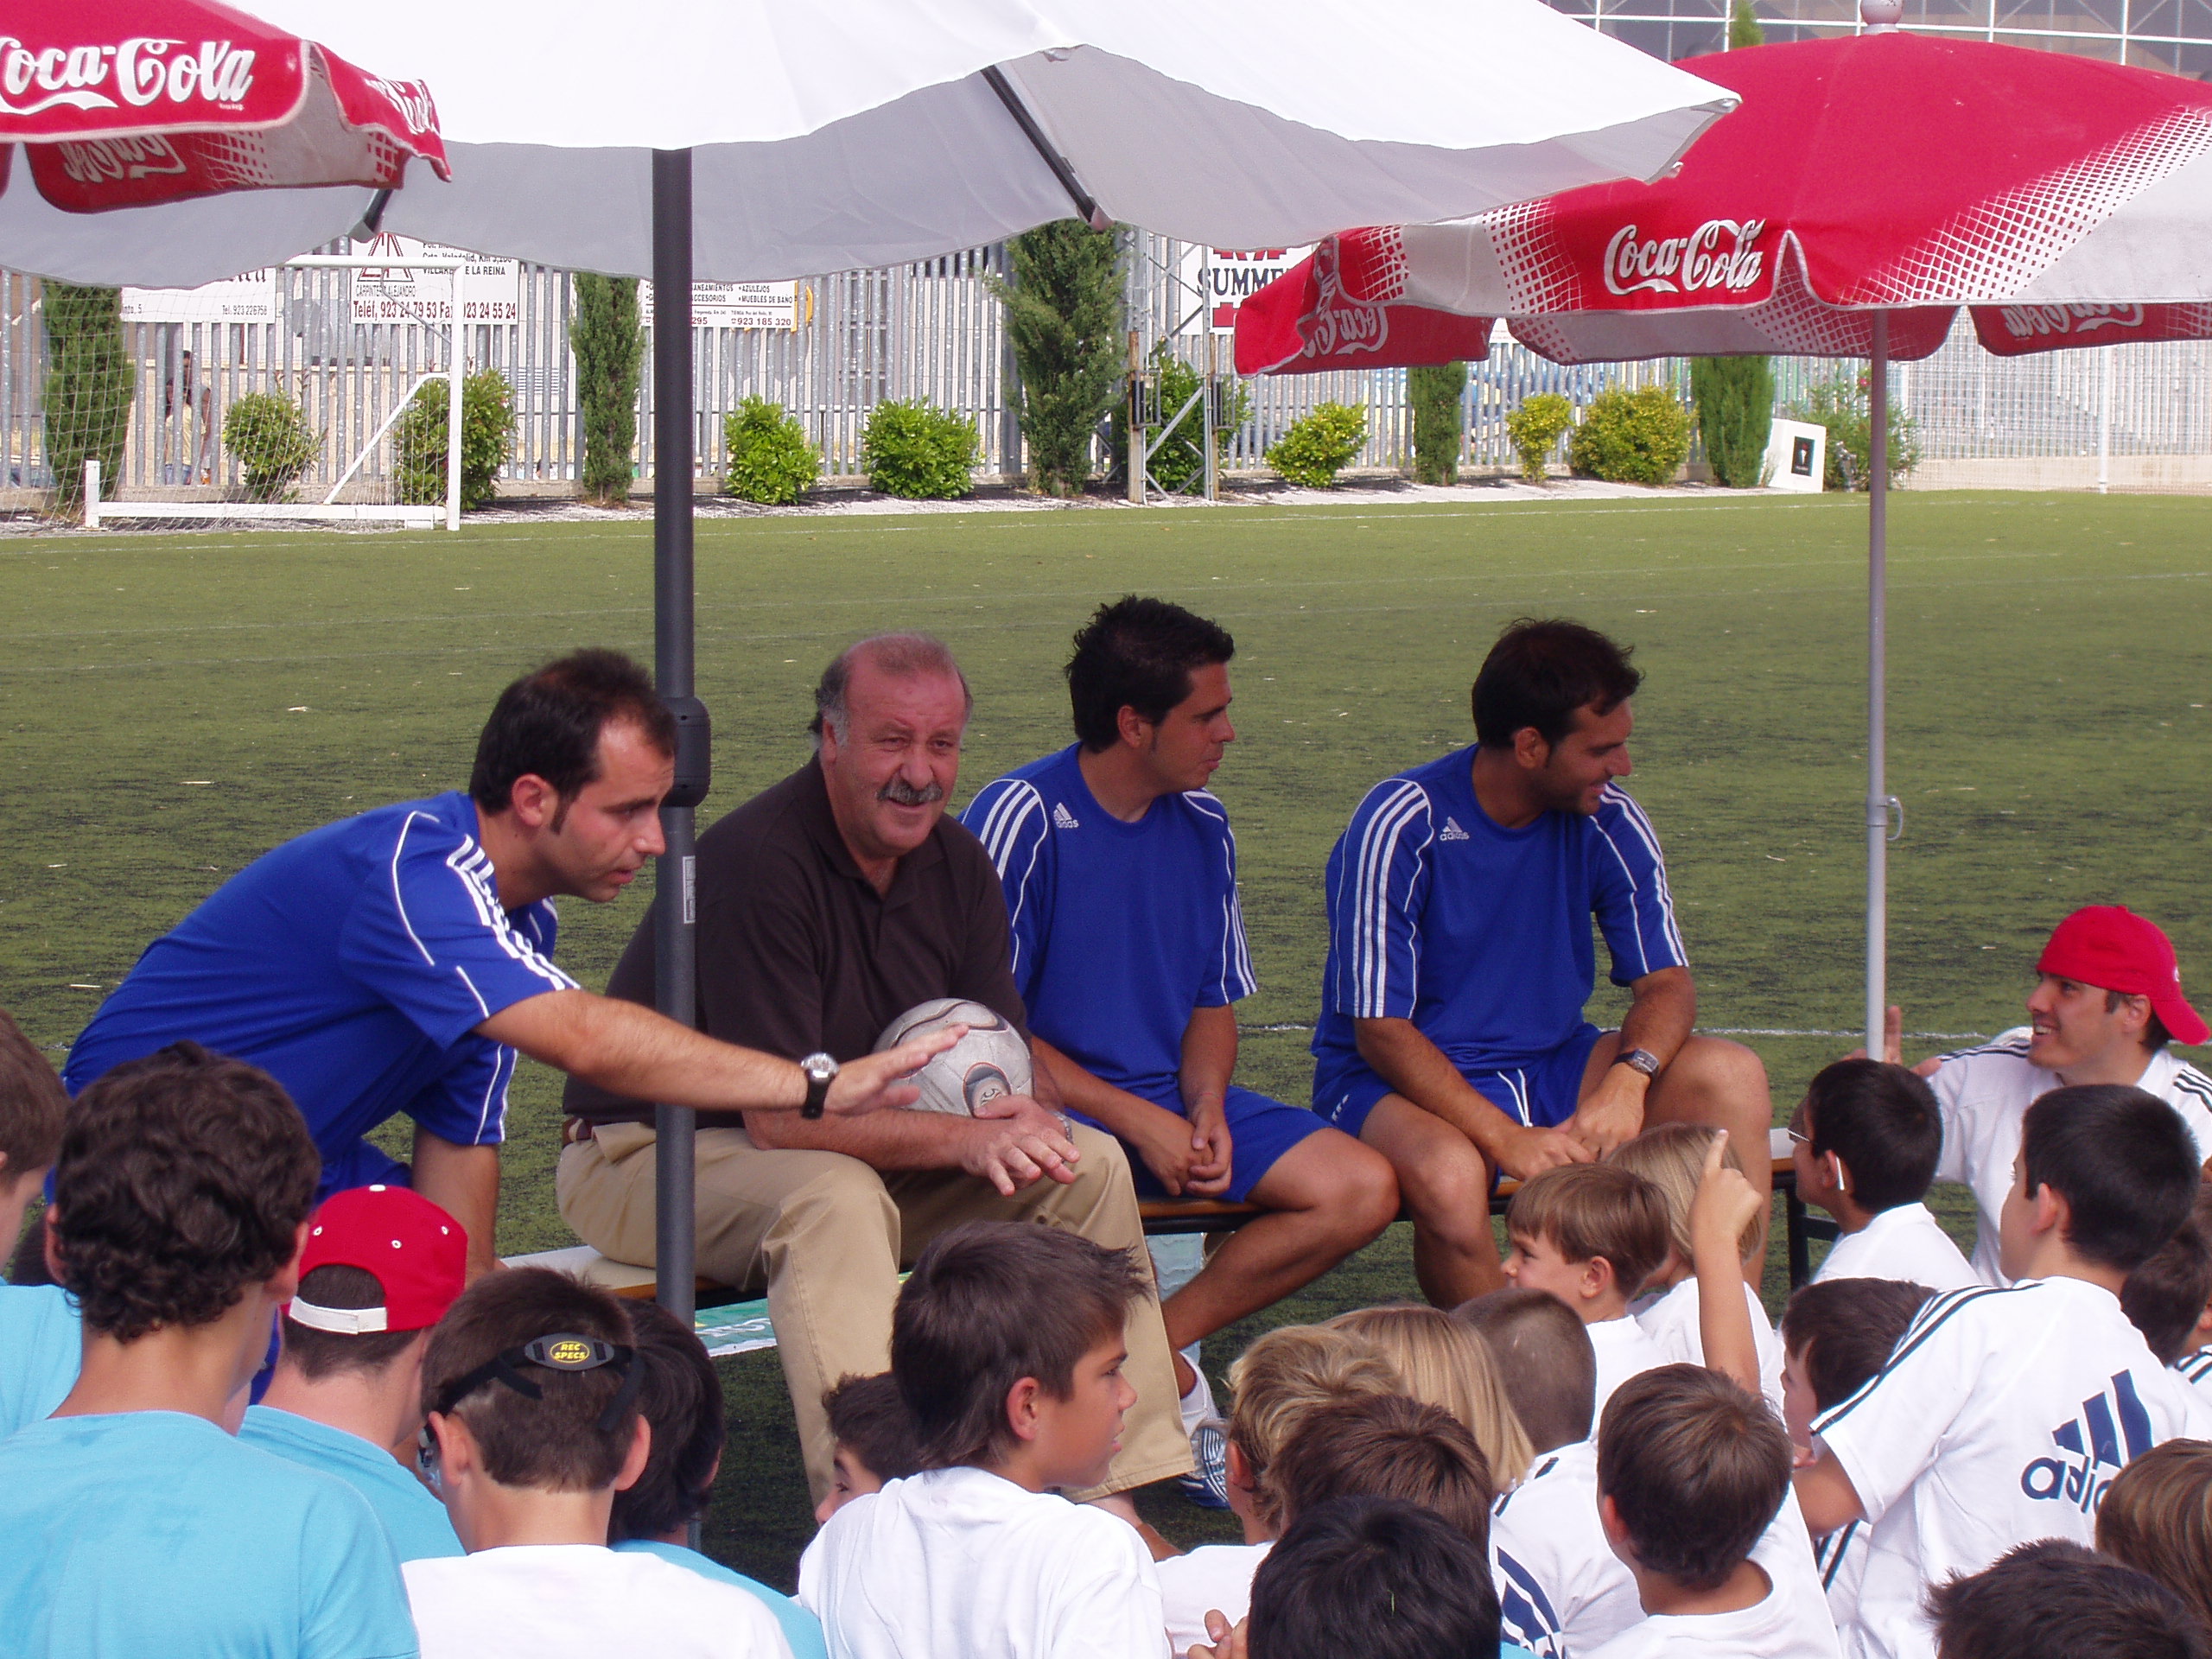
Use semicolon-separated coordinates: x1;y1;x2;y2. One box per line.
824;1025;966;1116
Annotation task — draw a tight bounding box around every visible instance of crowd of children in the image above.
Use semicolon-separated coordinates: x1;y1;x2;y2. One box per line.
10;982;2212;1659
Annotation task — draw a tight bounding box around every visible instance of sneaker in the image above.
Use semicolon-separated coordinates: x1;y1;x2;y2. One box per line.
1175;1367;1230;1509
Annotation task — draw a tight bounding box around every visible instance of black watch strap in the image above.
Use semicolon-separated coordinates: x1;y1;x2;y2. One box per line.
800;1054;835;1119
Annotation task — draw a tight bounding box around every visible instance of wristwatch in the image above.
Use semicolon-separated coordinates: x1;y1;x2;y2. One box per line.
1613;1046;1662;1078
799;1052;839;1119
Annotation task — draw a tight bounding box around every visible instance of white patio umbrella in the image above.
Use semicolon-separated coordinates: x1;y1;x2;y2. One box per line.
6;0;1738;1317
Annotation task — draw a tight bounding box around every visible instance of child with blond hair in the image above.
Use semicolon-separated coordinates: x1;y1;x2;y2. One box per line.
1325;1304;1534;1490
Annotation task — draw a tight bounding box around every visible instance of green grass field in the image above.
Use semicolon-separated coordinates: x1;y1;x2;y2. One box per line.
3;488;2208;1583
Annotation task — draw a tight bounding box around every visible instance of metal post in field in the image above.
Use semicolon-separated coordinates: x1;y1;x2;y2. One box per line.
1127;329;1144;505
1202;330;1218;502
443;297;463;533
651;147;709;1328
2097;348;2113;494
1864;311;1892;1058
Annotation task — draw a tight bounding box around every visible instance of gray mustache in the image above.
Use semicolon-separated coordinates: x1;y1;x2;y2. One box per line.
879;779;944;807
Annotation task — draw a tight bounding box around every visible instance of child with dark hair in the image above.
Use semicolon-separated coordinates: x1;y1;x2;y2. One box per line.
1591;1364;1840;1658
2096;1439;2212;1635
1502;1164;1672;1414
0;1042;418;1658
1456;1286;1598;1457
0;1002;76;1435
407;1268;789;1659
816;1370;925;1523
1196;1497;1506;1659
1777;1278;1936;1630
1268;1393;1495;1548
610;1300;826;1659
1930;1539;2211;1659
2125;1217;2212;1364
1790;1059;1976;1291
1796;1084;2212;1659
242;1184;469;1562
801;1221;1161;1659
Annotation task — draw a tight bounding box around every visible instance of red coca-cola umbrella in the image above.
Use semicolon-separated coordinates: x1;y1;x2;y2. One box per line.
0;0;444;213
1236;17;2212;1051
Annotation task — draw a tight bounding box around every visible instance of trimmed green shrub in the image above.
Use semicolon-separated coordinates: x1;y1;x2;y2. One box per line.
1144;344;1253;494
721;397;820;505
1789;370;1921;492
1690;356;1776;487
990;220;1124;497
1570;385;1693;486
42;283;132;517
1504;392;1574;484
1265;402;1368;488
1731;0;1766;48
1408;361;1469;486
570;273;643;507
222;392;321;501
862;399;979;499
396;369;516;511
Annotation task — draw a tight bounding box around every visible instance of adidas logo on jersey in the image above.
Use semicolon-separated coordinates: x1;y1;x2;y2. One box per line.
1052;803;1080;830
2021;1371;2153;1511
1439;817;1470;842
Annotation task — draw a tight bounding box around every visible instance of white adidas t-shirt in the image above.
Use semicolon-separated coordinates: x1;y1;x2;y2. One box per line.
1588;1317;1672;1422
1812;1204;1977;1294
2177;1348;2212;1402
799;1466;1166;1659
1630;1277;1787;1418
404;1544;792;1659
1813;1276;2212;1659
1154;1542;1269;1659
1582;1555;1840;1659
1812;1519;1870;1639
1930;1032;2212;1285
1493;1439;1839;1659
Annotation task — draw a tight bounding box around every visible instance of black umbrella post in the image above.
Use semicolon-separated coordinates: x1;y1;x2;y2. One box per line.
651;146;709;1326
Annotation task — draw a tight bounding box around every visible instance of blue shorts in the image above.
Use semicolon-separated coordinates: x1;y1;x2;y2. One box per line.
1316;1025;1605;1141
1076;1084;1331;1204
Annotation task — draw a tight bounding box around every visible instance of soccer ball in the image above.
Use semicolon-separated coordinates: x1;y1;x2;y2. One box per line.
874;998;1033;1116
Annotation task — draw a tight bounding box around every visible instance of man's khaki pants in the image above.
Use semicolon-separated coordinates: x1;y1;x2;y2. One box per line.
556;1121;1193;1505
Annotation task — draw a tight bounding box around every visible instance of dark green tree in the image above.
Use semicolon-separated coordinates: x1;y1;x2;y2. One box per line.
989;221;1124;497
42;283;133;518
1731;0;1765;48
1408;361;1469;485
569;273;644;507
1690;355;1777;486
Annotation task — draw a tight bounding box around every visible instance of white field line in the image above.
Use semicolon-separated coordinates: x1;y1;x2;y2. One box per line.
1236;1023;1991;1041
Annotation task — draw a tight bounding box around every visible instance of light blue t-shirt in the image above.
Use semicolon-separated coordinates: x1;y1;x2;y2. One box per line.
0;1410;418;1658
611;1539;826;1659
239;1405;463;1563
0;1283;80;1434
963;745;1257;1107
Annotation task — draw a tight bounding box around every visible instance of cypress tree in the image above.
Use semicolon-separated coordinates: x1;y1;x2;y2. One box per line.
989;221;1124;497
1691;356;1777;486
1731;0;1765;48
1408;361;1469;485
569;273;643;507
42;283;132;518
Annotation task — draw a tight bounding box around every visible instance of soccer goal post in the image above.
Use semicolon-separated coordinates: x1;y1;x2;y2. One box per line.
84;253;467;532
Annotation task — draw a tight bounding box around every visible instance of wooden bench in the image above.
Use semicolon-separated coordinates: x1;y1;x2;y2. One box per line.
506;1137;1821;1319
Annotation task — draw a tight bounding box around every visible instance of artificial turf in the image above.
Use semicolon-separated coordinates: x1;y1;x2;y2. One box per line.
3;487;2207;1583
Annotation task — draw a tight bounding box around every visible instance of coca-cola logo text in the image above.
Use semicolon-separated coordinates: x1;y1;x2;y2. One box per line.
361;75;436;137
1604;219;1767;297
1998;303;2145;340
54;135;188;184
0;38;257;120
1295;238;1390;361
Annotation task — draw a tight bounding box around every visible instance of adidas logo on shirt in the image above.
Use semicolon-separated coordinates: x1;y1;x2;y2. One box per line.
1439;817;1470;842
2022;1371;2154;1510
1052;803;1080;830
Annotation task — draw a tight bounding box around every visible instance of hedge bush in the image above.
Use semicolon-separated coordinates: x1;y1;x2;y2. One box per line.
1504;392;1573;484
1265;402;1367;488
862;400;979;499
722;397;820;505
1408;361;1468;486
1569;385;1692;486
1789;371;1921;492
396;370;515;511
222;392;321;500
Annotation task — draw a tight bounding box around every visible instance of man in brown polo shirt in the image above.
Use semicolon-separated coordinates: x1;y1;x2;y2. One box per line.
557;632;1191;1507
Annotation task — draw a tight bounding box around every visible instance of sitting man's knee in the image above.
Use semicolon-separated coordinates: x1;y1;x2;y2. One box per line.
1332;1144;1402;1231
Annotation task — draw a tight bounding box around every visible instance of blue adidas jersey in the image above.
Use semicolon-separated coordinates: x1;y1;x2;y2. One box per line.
1312;746;1685;1090
65;793;574;1192
963;746;1256;1106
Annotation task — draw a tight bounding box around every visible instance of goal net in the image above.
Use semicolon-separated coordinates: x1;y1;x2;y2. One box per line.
62;254;465;531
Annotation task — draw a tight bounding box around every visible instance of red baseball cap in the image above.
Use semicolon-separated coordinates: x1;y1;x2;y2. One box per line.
2038;906;2210;1048
289;1185;469;1336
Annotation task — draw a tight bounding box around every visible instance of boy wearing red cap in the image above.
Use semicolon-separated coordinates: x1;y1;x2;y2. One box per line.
1899;906;2212;1286
243;1184;471;1561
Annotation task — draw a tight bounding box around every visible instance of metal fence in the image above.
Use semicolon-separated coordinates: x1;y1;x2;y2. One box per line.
3;230;2208;503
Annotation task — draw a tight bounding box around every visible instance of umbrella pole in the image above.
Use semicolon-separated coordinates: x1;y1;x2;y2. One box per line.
1864;311;1891;1056
652;147;709;1326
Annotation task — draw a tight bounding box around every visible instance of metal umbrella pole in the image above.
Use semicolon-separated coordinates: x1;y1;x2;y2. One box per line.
651;146;709;1325
1863;310;1897;1057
